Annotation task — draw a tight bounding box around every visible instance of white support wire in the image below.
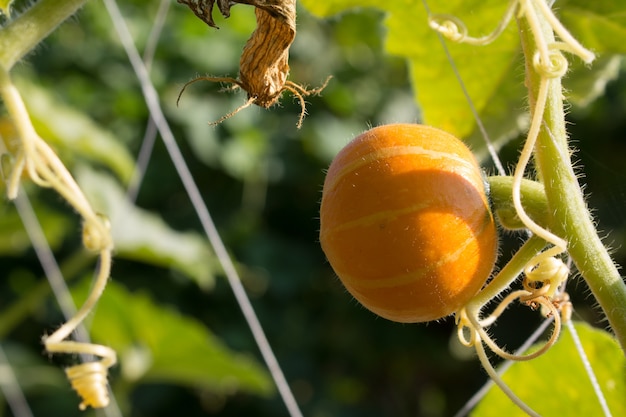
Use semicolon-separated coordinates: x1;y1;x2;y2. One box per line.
13;191;79;327
125;0;171;203
142;0;170;71
0;343;34;417
452;316;554;417
560;262;611;417
566;319;613;417
454;315;614;417
101;1;304;416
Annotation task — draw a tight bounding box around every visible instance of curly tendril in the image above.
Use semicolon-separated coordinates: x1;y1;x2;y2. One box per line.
428;0;594;65
66;361;114;410
44;338;117;410
427;14;468;42
532;47;568;79
523;255;569;299
428;0;519;46
44;214;116;409
0;70;116;410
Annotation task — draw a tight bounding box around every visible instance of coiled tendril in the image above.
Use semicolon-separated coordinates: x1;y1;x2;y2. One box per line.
0;71;117;410
45;340;117;410
42;216;116;409
66;363;111;410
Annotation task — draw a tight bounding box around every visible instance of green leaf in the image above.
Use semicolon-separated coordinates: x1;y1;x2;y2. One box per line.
0;201;71;255
472;322;626;417
565;55;623;107
301;0;520;141
15;78;135;184
76;165;217;290
300;1;626;160
560;0;626;54
72;279;274;396
462;55;527;162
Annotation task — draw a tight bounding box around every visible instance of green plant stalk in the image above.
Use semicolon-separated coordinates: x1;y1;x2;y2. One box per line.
469;234;546;310
488;175;548;230
0;0;87;71
518;14;626;352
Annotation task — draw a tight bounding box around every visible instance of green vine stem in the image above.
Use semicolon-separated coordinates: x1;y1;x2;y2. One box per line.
468;234;546;310
488;175;548;230
0;0;87;71
517;8;626;352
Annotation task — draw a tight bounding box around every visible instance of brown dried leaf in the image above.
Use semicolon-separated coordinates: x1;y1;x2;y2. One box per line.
177;0;329;127
177;0;234;28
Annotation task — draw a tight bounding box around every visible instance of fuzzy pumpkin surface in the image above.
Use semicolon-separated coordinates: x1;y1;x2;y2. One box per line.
320;124;498;323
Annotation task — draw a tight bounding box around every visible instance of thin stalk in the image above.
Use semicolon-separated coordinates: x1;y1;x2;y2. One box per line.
469;235;546;309
517;9;626;352
473;332;540;417
452;317;555;417
0;0;88;71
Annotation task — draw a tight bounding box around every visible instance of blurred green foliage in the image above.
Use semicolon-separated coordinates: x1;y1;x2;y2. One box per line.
474;322;626;417
0;0;625;416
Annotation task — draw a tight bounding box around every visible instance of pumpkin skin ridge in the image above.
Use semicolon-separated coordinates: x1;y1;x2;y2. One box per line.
321;166;491;237
321;210;496;323
330;228;477;290
324;144;481;194
324;200;433;234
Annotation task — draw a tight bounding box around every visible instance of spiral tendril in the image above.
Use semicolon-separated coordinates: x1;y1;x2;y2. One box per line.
42;246;116;409
0;70;116;410
523;255;569;298
428;14;468;42
428;0;518;46
65;358;114;410
533;48;568;79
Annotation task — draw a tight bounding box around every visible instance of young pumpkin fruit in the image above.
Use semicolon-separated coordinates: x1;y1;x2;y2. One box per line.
319;124;498;323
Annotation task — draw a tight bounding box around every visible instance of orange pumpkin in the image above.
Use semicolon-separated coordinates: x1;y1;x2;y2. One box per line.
319;124;497;322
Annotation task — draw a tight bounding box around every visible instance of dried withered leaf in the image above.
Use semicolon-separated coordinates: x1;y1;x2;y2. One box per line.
177;0;234;28
177;0;330;128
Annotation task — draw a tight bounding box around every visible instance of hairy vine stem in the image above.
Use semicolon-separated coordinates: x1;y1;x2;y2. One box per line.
0;0;88;71
517;3;626;352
